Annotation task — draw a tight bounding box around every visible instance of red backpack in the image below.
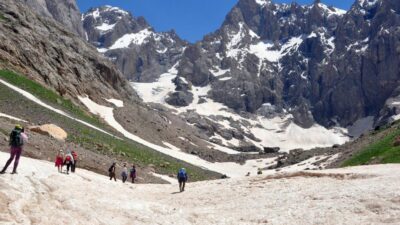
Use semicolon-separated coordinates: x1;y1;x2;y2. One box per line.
65;155;72;161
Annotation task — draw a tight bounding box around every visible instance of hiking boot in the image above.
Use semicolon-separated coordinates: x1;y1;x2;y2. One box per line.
11;171;17;174
0;171;5;174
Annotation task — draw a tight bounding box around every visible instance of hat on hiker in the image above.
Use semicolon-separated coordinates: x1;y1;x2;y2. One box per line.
15;124;22;130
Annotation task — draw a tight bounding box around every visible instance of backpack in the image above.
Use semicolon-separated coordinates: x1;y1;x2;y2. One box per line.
65;155;72;161
108;165;114;173
9;129;23;147
178;169;187;179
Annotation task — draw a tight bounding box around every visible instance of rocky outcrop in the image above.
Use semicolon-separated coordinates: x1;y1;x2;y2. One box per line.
29;124;68;141
20;0;85;38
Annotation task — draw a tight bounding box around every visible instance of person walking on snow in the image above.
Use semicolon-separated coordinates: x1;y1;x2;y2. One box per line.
130;165;136;183
71;150;78;173
55;150;64;173
109;162;117;181
177;168;188;192
121;163;128;183
0;125;26;174
63;150;74;174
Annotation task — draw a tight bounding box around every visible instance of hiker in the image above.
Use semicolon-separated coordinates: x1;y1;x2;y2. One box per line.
63;150;74;174
55;150;64;173
71;150;78;173
177;168;188;192
130;165;136;183
109;162;117;181
121;163;128;183
0;125;26;174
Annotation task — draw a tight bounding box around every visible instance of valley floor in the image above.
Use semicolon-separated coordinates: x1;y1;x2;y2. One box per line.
0;152;399;225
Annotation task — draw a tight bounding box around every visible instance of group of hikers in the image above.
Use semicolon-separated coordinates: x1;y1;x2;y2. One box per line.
55;148;78;174
108;162;137;183
1;125;189;192
107;163;188;191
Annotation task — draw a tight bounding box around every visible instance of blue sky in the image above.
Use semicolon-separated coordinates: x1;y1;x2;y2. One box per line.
77;0;354;43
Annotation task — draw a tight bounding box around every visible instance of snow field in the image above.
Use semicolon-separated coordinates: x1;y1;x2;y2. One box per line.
0;152;399;225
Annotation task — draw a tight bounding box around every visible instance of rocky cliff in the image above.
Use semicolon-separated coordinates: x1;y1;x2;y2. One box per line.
20;0;85;38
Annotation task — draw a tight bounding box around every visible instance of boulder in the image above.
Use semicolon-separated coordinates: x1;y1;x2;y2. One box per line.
165;91;193;107
263;147;280;154
29;124;67;141
393;136;400;147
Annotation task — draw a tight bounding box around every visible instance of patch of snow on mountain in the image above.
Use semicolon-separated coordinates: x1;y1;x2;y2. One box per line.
255;0;269;7
0;113;27;122
249;36;304;62
103;5;129;15
95;23;116;32
219;77;232;81
249;116;349;152
249;41;280;62
210;67;230;77
109;29;153;49
97;48;108;53
317;3;347;16
131;72;177;105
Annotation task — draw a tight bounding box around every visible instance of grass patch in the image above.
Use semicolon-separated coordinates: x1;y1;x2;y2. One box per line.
0;13;5;22
342;127;400;167
0;70;103;127
0;70;218;181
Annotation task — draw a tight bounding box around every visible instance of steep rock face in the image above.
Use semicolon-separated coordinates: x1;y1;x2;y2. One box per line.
177;0;346;127
173;0;400;128
0;0;134;102
20;0;85;38
82;6;187;81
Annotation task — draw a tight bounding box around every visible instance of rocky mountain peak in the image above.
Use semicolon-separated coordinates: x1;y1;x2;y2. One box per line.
83;6;188;81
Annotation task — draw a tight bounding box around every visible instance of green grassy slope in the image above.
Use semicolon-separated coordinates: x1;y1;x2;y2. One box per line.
0;70;220;181
342;123;400;167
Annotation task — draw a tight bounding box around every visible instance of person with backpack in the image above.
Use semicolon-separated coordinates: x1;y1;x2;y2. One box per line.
177;168;188;192
109;162;117;181
121;163;128;183
71;150;78;173
0;125;26;174
130;165;136;183
63;150;74;174
55;150;64;173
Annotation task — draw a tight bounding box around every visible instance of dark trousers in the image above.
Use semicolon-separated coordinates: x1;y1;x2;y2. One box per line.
179;180;186;192
122;174;127;183
66;163;71;174
1;146;22;173
71;160;77;173
109;172;116;181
